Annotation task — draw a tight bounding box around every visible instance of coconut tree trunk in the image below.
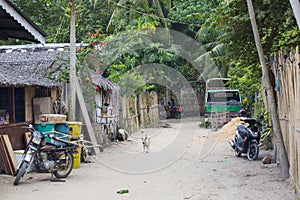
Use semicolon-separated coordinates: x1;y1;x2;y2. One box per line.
246;0;289;178
289;0;300;30
68;0;76;120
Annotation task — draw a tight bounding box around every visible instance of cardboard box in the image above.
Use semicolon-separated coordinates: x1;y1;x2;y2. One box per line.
40;114;67;123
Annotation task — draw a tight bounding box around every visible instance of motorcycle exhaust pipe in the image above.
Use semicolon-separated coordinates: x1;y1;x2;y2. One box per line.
229;139;236;149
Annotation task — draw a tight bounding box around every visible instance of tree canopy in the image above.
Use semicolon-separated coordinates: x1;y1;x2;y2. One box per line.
3;0;300;109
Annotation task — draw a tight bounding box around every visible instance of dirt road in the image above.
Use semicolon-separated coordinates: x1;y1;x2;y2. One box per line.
0;118;297;200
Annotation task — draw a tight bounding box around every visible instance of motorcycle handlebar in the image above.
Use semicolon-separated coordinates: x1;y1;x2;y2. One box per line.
22;123;35;132
240;118;262;127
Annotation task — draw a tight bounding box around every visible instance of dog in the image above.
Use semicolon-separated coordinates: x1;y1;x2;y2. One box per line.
141;135;150;153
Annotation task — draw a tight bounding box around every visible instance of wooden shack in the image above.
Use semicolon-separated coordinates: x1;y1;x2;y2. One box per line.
0;0;48;174
0;45;63;150
90;75;160;142
91;74;120;143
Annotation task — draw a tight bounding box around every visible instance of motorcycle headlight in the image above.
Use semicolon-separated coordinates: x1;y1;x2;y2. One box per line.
251;131;258;137
32;137;42;145
32;131;43;145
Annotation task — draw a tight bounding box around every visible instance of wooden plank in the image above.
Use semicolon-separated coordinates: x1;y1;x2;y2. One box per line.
0;135;13;175
75;78;100;155
0;157;3;174
0;136;9;174
0;135;10;174
1;135;16;175
3;135;18;175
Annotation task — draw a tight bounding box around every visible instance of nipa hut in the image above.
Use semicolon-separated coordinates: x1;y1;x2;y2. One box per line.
0;45;66;150
91;74;120;142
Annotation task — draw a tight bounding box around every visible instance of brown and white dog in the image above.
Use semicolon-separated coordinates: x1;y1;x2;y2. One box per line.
141;135;150;153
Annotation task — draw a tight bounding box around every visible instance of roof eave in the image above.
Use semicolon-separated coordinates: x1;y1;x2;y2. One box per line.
1;0;46;44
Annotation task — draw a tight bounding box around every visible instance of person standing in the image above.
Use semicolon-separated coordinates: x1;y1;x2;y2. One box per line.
166;101;171;119
170;98;177;118
177;104;183;119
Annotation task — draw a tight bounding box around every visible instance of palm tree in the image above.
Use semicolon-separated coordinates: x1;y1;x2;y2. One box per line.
246;0;289;178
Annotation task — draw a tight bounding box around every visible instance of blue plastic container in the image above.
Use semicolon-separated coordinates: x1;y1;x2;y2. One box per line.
55;123;69;140
34;123;55;142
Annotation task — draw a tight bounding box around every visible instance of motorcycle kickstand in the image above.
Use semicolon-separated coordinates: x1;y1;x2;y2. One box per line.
50;172;65;182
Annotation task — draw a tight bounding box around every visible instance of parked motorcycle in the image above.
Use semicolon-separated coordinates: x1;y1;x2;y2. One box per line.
229;118;261;161
14;124;79;185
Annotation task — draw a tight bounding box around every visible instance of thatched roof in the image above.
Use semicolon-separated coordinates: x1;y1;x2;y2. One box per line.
91;74;118;91
0;44;68;87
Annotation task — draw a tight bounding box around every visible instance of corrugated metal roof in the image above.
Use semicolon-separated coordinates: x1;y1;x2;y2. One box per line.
0;0;46;44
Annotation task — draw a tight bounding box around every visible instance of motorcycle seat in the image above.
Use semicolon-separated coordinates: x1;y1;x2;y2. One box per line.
48;137;76;147
49;140;68;148
237;124;249;137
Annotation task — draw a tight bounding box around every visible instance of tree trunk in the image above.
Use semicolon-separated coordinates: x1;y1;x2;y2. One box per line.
289;0;300;30
68;0;76;121
246;0;289;178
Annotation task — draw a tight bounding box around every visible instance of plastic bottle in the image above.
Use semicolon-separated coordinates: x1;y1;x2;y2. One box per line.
117;189;129;194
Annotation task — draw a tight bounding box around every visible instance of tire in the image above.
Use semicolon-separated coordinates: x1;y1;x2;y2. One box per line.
234;147;241;157
53;151;74;179
211;118;218;131
247;143;259;161
13;162;28;185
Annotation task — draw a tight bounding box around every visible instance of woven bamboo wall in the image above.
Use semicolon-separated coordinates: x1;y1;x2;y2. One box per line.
272;47;300;194
120;91;159;132
120;95;139;134
139;91;159;128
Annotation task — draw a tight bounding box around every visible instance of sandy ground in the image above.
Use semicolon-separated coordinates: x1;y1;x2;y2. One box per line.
0;118;298;200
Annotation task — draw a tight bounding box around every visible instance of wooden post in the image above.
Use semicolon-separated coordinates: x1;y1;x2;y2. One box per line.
68;0;76;121
75;79;100;155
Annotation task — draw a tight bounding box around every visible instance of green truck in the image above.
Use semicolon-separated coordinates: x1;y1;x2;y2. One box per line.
204;78;241;130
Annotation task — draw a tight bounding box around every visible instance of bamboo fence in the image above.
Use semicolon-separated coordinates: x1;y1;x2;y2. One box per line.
139;91;159;128
271;47;300;194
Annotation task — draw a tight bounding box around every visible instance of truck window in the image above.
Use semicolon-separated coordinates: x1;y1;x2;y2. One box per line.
207;91;240;103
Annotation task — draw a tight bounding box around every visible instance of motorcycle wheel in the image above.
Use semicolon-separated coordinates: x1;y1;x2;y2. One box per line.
247;143;259;161
53;151;74;179
13;161;28;185
234;147;241;157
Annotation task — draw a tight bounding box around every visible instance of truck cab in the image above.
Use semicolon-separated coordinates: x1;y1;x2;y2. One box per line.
205;89;241;116
204;78;241;130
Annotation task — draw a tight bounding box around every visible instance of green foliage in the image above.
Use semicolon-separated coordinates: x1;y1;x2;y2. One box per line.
10;0;111;43
168;0;217;37
228;61;262;103
106;0;168;33
257;108;273;150
45;55;70;82
199;0;300;117
4;0;300;121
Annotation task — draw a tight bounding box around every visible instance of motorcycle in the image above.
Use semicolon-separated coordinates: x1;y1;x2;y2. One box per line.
229;118;261;161
14;124;79;185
